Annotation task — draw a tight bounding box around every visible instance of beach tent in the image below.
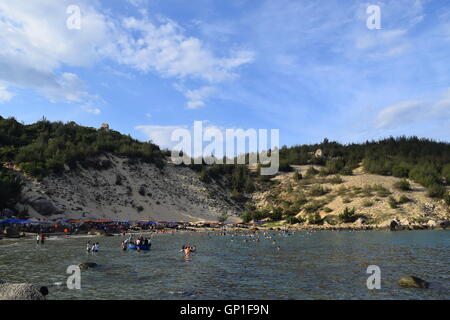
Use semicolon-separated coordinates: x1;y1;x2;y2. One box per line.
0;219;51;225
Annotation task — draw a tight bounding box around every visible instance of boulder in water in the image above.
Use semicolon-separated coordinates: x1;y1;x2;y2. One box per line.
398;276;429;289
0;282;49;300
79;262;98;270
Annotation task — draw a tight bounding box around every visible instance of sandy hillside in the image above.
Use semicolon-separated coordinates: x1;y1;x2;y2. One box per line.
15;154;242;222
252;166;450;225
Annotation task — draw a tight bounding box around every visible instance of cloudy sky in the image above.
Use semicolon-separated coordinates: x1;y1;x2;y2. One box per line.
0;0;449;149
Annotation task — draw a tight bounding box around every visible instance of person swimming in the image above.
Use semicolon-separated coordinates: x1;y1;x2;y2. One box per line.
91;242;99;252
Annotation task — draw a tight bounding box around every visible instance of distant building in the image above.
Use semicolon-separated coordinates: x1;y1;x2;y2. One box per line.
101;123;110;130
314;149;323;158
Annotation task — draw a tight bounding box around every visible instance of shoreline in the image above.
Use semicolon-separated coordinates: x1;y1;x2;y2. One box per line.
1;224;448;242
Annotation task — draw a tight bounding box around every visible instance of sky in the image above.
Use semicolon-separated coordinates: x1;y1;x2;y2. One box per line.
0;0;449;151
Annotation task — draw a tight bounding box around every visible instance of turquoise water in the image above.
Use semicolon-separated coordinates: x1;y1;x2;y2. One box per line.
0;230;449;299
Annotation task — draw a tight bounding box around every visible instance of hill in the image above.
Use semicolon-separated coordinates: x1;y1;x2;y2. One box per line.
0;116;449;226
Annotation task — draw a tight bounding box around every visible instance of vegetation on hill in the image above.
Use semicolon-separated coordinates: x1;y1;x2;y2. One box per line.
0;116;165;210
277;137;450;198
1;116;449;220
0;116;165;179
0;163;23;210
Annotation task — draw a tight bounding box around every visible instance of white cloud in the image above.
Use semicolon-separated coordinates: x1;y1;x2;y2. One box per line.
135;121;264;158
0;1;253;109
116;17;254;83
0;1;114;108
135;124;188;149
0;86;14;103
175;85;217;109
374;100;425;128
374;88;450;128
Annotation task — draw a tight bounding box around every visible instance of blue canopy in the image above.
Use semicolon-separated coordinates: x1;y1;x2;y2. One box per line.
0;219;51;225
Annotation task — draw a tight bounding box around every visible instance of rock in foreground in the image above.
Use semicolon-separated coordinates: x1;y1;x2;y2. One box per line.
0;282;49;300
398;276;430;289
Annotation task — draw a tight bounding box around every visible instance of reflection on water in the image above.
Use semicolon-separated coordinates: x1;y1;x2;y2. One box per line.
0;230;449;300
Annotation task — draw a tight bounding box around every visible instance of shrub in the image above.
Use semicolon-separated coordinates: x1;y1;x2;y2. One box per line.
293;171;302;181
325;158;345;174
279;161;293;172
305;166;319;177
339;207;357;223
323;207;333;213
138;185;146;196
336;186;348;196
244;178;255;193
286;216;302;224
342;198;352;204
0;166;23;209
443;164;450;185
392;162;411;178
231;189;245;202
294;193;308;206
339;167;354;176
307;212;322;225
373;185;391;197
269;207;284;221
362;199;373;207
199;169;211;183
444;193;450;206
323;215;339;225
241;212;253;223
318;168;329;177
309;185;330;197
393;179;411;191
217;212;229;223
388;196;398;209
303;200;324;213
329;175;343;184
426;184;446;198
398;195;411;204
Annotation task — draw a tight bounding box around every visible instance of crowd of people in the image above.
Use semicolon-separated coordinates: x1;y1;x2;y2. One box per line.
121;235;152;251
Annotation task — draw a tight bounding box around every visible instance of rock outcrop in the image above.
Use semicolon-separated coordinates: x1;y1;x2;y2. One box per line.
28;197;60;216
0;282;49;300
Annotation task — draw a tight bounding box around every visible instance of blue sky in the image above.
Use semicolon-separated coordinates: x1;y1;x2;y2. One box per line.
0;0;449;150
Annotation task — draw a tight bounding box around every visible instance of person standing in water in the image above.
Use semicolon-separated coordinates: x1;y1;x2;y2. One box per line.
36;234;40;245
40;234;45;245
86;241;92;252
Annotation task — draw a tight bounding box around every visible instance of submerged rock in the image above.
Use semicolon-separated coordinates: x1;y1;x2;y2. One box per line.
398;276;429;289
0;282;49;300
79;262;98;270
